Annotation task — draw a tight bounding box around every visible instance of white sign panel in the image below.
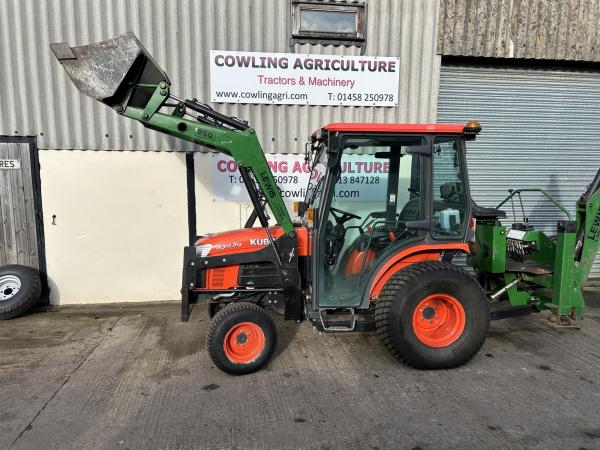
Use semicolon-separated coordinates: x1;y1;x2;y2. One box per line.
211;154;389;202
0;159;20;169
210;51;400;107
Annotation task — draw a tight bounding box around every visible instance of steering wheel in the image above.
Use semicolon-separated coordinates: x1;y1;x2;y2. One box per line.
329;206;361;226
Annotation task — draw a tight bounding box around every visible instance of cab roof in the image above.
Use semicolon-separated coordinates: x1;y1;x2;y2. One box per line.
323;123;467;134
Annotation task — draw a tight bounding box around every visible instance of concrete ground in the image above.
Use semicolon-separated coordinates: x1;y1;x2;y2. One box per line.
2;296;600;450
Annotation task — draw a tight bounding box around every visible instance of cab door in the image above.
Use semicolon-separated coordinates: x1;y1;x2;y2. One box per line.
313;134;430;308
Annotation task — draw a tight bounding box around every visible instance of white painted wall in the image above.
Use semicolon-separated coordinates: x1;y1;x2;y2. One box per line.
40;151;190;305
39;151;292;305
194;153;250;235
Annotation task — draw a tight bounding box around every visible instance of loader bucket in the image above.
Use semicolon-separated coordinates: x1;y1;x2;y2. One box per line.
50;31;169;110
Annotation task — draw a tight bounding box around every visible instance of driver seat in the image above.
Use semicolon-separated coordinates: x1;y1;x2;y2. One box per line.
471;200;506;220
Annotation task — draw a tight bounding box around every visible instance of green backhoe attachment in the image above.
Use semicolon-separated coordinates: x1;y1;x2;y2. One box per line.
470;173;600;325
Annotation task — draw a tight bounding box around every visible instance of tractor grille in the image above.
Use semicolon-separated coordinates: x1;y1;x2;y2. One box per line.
211;268;226;287
238;262;282;288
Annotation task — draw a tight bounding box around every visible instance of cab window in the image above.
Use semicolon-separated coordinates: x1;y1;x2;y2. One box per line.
432;136;467;238
318;135;426;308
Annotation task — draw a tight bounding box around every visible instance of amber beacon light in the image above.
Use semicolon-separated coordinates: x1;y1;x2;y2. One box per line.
464;120;482;134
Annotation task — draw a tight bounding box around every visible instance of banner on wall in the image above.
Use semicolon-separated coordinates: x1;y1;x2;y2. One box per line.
210;51;400;107
210;154;389;202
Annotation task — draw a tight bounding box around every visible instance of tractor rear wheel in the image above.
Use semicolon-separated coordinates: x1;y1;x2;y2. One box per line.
375;261;489;369
207;302;277;375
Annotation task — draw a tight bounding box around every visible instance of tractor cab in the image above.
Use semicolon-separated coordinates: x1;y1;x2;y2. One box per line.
301;123;481;310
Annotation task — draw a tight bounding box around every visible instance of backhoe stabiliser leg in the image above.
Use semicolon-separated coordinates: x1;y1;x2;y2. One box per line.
550;220;584;324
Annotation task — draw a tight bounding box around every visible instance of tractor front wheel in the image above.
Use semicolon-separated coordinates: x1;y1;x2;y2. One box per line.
207;302;277;375
375;261;489;369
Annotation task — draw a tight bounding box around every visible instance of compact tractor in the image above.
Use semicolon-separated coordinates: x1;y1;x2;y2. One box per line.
52;33;600;374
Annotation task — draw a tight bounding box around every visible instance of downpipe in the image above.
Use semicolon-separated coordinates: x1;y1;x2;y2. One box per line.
212;292;236;301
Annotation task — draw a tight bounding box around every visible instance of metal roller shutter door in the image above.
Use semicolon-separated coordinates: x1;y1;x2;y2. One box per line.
438;65;600;279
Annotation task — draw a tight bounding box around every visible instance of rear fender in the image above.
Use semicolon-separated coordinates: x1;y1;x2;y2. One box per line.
359;243;470;308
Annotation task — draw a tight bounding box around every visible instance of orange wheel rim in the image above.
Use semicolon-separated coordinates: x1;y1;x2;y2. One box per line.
223;322;266;364
412;294;466;348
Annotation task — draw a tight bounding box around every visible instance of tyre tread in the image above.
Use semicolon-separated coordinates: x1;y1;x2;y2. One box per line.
0;265;42;320
206;302;276;375
375;261;488;369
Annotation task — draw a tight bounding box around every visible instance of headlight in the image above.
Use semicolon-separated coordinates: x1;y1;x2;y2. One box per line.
195;244;212;258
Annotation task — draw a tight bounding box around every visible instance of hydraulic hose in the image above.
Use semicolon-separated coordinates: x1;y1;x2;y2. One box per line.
574;167;600;260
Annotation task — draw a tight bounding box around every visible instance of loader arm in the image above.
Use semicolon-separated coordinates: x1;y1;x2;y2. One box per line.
50;31;294;235
122;84;294;235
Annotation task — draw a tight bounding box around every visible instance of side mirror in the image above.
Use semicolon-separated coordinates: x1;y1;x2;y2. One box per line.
296;201;308;217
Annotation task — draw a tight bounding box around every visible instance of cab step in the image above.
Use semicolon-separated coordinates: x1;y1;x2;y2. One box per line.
313;309;377;332
319;308;356;332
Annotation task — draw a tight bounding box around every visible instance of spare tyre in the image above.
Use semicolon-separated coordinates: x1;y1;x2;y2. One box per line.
0;265;42;320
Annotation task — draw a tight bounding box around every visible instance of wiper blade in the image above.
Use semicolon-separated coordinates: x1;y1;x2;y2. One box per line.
307;176;324;206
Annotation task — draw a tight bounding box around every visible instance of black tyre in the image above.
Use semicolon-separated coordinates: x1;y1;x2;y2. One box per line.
375;261;489;369
207;302;277;375
208;302;225;318
0;265;42;320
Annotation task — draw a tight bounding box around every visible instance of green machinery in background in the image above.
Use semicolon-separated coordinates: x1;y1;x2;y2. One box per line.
471;183;600;325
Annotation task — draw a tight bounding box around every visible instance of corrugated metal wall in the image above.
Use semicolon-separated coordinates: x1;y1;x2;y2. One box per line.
438;0;600;61
438;64;600;277
0;0;440;153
